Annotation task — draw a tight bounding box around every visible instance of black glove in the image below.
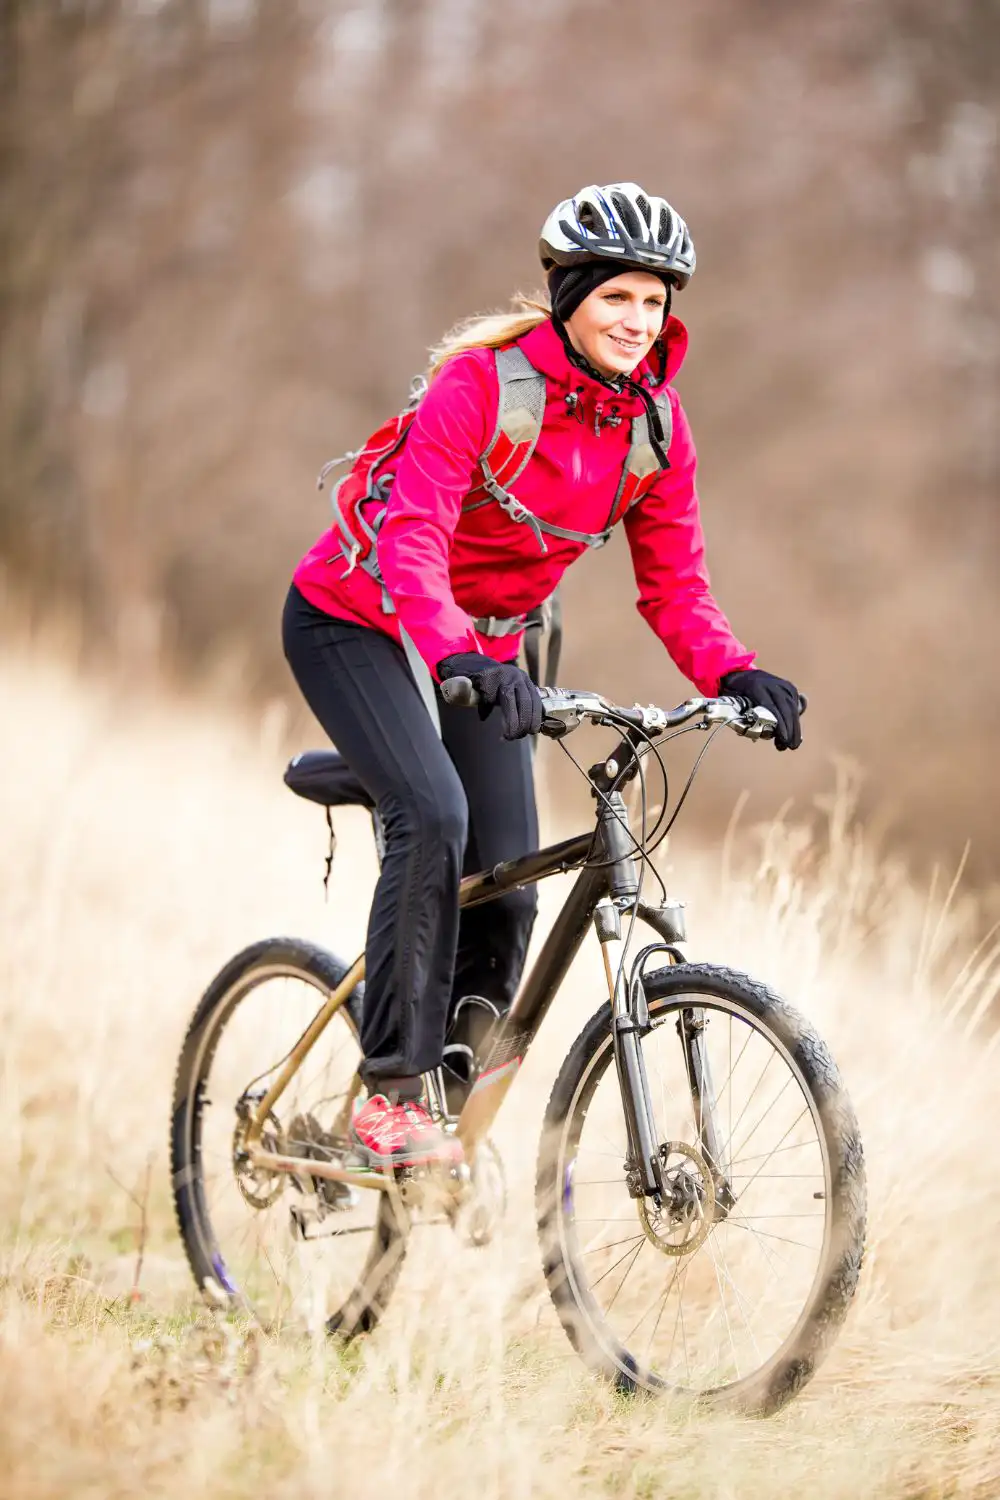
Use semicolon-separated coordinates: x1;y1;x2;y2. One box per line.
438;652;544;741
719;668;804;752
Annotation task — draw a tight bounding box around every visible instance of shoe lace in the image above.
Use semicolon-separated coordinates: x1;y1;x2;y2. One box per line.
401;1100;433;1128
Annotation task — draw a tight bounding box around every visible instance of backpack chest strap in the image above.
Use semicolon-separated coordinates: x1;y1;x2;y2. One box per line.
483;491;613;554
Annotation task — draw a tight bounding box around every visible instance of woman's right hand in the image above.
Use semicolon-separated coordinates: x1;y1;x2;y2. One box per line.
437;652;544;740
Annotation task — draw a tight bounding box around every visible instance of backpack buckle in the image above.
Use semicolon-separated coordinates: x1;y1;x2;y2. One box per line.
407;374;429;407
498;493;527;523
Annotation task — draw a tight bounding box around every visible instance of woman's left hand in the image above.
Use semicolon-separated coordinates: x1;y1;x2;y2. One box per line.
718;668;804;751
438;652;544;740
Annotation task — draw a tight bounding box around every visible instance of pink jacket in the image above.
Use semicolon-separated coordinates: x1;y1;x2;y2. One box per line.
294;316;755;696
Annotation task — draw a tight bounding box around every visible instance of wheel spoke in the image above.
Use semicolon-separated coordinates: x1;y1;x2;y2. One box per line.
730;1106;812;1202
723;1217;821;1253
571;1177;632;1187
630;1253;686;1352
716;1048;777;1165
590;1237;647;1292
580;1233;646;1257
707;1230;763;1366
703;1230;742;1381
713;1017;754;1117
729;1139;817;1167
725;1076;794;1166
601;1240;646;1313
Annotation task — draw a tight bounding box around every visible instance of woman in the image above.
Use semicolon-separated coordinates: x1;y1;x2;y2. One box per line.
283;182;803;1169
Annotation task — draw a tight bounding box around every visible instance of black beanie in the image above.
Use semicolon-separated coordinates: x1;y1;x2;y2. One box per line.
547;261;674;324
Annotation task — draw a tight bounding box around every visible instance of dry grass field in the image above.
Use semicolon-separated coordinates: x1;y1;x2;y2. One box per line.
2;642;999;1499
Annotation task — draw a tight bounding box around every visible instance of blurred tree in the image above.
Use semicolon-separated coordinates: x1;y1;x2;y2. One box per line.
0;0;996;869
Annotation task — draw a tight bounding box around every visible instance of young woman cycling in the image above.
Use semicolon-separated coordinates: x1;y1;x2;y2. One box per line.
283;181;803;1171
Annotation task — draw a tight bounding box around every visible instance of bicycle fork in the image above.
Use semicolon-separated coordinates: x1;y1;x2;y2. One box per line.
595;894;730;1205
613;979;732;1207
594;889;665;1201
592;788;678;1202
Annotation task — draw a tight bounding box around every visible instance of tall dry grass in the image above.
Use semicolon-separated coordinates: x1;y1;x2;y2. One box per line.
1;643;1000;1499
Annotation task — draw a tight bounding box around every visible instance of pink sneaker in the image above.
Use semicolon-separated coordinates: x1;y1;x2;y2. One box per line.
352;1095;464;1170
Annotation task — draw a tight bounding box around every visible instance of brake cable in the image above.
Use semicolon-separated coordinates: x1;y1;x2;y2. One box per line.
552;706;726;1013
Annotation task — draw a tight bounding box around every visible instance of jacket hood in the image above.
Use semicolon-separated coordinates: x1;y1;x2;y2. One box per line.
517;314;689;408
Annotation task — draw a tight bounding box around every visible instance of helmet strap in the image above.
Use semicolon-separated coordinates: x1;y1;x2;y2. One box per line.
551;313;626;395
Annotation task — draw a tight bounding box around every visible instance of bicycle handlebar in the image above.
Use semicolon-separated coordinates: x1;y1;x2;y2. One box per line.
439;678;806;743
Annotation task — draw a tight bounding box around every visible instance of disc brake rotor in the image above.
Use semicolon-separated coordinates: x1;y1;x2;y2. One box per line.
637;1140;716;1257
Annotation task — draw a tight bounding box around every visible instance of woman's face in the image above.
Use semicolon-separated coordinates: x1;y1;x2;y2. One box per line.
565;270;668;378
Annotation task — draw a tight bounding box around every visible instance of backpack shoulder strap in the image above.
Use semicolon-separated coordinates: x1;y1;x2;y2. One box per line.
464;345;546;507
609;386;674;520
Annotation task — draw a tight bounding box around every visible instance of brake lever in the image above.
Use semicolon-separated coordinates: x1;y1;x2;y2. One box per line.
735;707;778;740
729;691;807;741
539;687;607;717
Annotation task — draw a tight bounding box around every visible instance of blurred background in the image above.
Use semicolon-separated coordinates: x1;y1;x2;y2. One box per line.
1;0;997;877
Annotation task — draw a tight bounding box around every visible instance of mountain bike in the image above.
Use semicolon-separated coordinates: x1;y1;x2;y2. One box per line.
170;683;866;1416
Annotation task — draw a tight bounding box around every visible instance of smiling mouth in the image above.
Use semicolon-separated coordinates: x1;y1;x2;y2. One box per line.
607;334;643;353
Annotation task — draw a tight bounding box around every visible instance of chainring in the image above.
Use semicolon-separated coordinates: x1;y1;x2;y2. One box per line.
451;1137;507;1248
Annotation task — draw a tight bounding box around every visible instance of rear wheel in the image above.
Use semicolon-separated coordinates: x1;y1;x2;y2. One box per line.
170;937;408;1337
536;963;865;1415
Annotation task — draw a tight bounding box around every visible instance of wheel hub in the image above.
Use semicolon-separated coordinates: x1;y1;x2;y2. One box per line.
637;1141;716;1257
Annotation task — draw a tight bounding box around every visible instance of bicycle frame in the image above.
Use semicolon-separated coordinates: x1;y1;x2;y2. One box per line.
244;781;719;1203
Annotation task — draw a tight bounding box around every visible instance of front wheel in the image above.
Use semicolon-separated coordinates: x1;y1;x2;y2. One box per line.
536;963;866;1415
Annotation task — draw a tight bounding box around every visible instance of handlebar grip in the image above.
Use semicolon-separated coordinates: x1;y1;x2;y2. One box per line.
721;692;809;716
440;675;480;708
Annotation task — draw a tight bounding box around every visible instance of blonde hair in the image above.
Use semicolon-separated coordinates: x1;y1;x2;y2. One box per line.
427;292;551;376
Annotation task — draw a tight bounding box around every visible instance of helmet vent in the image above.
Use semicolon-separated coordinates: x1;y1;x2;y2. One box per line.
611;191;642;239
578;202;602;234
636;192;651;227
658;204;671;241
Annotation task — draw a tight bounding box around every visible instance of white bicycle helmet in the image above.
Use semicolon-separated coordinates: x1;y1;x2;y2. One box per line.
539;182;696;288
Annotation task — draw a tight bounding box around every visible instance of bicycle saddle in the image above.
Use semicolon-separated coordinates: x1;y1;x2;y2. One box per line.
283;750;375;810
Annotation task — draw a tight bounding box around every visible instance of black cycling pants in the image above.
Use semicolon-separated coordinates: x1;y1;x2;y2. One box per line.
282;584;539;1092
